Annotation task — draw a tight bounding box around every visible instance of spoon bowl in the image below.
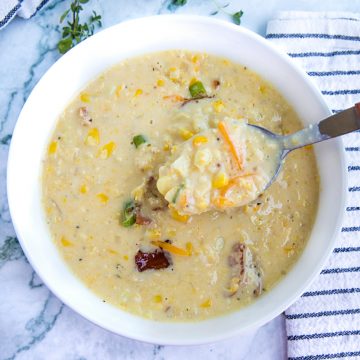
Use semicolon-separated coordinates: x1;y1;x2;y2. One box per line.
248;102;360;193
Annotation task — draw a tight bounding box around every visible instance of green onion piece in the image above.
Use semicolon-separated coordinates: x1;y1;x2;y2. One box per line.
172;184;185;203
122;200;137;227
133;134;147;148
189;81;206;98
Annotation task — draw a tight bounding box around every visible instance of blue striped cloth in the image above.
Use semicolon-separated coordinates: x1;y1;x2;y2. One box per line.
0;0;49;30
266;12;360;360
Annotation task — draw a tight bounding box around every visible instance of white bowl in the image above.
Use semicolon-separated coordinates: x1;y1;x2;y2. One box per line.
7;15;346;345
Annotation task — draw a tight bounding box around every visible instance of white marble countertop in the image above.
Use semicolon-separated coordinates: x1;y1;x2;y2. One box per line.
1;1;359;359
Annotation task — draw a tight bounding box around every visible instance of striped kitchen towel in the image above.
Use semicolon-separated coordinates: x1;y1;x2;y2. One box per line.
266;12;360;360
0;0;50;30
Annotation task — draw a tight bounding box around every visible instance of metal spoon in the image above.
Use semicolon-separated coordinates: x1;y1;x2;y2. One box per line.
249;103;360;190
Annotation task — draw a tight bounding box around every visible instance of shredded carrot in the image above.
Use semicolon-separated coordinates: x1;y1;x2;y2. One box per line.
218;121;243;170
151;240;190;256
163;95;185;102
220;174;255;197
212;197;235;208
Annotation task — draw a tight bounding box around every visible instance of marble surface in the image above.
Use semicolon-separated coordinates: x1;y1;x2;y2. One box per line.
1;1;359;359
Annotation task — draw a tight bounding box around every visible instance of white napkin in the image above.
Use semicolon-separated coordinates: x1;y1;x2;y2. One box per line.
267;12;360;360
0;0;49;29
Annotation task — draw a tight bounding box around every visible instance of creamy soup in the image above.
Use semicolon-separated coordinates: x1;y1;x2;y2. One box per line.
42;50;319;321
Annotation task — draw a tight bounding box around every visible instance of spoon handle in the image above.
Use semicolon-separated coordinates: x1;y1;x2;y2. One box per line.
319;103;360;138
283;103;360;151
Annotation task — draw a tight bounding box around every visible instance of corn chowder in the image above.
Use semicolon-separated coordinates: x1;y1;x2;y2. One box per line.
42;51;319;321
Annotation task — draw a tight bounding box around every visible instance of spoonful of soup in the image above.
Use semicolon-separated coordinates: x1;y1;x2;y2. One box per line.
157;103;360;215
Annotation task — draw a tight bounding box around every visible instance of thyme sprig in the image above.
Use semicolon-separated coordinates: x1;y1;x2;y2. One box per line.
58;0;102;54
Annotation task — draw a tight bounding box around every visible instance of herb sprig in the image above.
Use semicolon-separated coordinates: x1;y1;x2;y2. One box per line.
211;0;244;25
171;0;244;26
58;0;102;54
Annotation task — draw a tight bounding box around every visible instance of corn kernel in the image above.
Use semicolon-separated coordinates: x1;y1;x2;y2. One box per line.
170;208;189;223
212;172;229;189
163;142;171;151
157;79;165;87
179;128;194;140
107;249;118;255
48;141;57;155
186;242;193;255
80;92;91;103
123;255;129;261
98;141;116;159
97;193;109;203
191;55;200;63
259;85;266;94
61;236;73;247
200;298;212;308
153;295;163;303
169;67;177;72
212;100;224;113
134;89;143;97
157;176;173;194
115;85;122;97
80;184;88;194
222;59;230;66
85;128;100;146
193;135;208;146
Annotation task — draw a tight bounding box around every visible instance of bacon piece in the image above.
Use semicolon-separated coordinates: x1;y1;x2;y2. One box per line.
135;249;170;272
226;242;262;297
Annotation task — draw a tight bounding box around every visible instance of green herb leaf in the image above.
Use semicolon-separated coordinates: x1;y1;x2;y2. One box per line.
60;9;70;23
122;200;137;227
189;81;207;98
58;37;73;54
133;134;147;148
232;10;244;25
171;0;187;5
172;184;185;203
